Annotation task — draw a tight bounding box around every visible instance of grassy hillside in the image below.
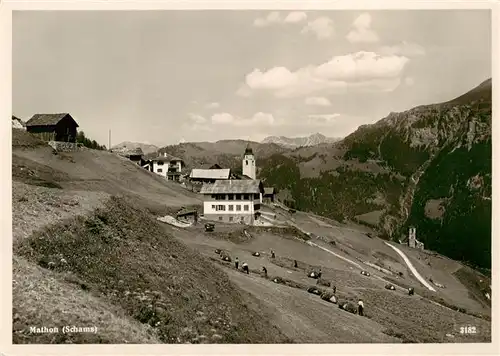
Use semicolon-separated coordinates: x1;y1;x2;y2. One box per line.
11;129;491;344
14;196;289;344
11;130;289;344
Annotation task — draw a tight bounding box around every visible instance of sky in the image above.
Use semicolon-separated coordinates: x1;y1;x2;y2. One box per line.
13;10;491;147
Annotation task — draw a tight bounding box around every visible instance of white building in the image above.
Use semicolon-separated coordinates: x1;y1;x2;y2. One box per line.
146;152;184;181
242;146;256;180
200;180;264;224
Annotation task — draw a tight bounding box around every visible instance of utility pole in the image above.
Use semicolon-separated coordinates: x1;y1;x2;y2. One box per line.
108;129;111;151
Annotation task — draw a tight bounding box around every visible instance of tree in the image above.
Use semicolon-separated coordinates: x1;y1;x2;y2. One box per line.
76;130;106;150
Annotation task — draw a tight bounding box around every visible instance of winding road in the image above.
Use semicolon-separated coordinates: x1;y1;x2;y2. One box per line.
384;242;436;292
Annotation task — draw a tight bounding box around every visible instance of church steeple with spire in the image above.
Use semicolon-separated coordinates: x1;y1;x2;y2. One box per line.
242;142;256;179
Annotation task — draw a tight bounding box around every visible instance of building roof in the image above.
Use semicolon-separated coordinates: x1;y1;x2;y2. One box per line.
264;187;275;195
26;113;78;127
233;173;252;180
200;163;223;169
200;179;263;194
176;209;198;217
151;153;183;162
244;145;254;155
190;168;230;180
126;147;144;156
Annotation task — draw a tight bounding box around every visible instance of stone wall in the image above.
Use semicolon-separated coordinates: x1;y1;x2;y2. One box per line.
48;141;83;152
204;213;254;225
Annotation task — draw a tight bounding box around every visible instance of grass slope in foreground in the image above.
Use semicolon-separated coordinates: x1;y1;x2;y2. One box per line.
13;196;290;344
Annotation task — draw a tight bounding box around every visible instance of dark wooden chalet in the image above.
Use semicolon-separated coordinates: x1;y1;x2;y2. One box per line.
263;187;275;203
25;113;79;142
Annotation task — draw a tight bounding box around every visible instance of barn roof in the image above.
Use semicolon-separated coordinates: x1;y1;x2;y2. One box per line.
26;113;79;127
264;187;275;195
200;163;222;169
200;179;263;195
126;147;144;156
190;168;230;180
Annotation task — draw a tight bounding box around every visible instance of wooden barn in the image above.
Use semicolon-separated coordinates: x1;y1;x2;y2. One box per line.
263;187;275;203
25;113;79;142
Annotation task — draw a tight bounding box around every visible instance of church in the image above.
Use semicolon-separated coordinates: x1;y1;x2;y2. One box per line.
199;145;265;224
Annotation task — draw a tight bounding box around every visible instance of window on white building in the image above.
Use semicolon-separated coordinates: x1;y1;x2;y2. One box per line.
236;205;241;211
212;205;216;209
229;217;233;222
157;161;164;165
235;194;241;200
244;205;249;211
228;205;234;211
246;160;248;165
219;216;223;221
243;194;249;200
157;168;163;173
228;194;234;200
216;205;225;211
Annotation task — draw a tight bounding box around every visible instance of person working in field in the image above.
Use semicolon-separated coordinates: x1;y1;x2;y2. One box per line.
262;266;268;278
235;257;239;270
242;262;249;274
358;299;364;316
270;249;275;259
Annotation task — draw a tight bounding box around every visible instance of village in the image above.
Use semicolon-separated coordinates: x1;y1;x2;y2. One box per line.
15;112;279;229
11;112;492;344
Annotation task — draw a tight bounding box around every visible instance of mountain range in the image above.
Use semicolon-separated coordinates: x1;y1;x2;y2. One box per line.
155;78;491;270
258;78;492;270
111;141;159;155
261;133;341;148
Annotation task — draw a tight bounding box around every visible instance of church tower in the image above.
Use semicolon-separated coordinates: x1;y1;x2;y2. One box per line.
242;144;256;180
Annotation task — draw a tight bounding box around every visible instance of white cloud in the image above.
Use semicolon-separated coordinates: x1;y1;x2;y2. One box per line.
239;51;409;98
211;112;235;124
211;112;276;126
253;11;282;27
301;17;334;40
188;113;207;124
205;102;220;109
404;77;415;86
308;113;341;124
284;12;307;24
305;96;331;106
254;11;309;28
379;41;426;57
346;13;379;43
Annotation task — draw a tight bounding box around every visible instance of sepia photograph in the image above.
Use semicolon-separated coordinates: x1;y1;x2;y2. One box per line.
1;1;497;353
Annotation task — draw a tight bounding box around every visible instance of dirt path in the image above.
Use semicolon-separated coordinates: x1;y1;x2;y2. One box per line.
384;242;436;292
306;241;363;269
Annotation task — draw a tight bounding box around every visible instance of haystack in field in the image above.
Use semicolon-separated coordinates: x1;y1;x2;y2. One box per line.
307;286;322;295
220;253;232;262
338;301;357;314
307;269;321;279
385;284;396;291
316;278;331;287
251;252;261;257
320;291;337;304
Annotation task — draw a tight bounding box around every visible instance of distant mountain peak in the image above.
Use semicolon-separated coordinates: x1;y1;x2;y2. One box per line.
261;133;341;148
112;141;159;155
